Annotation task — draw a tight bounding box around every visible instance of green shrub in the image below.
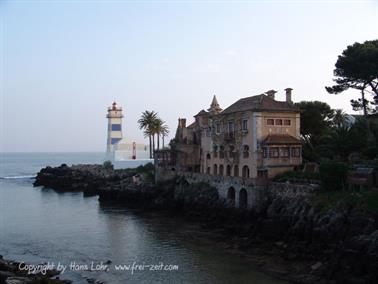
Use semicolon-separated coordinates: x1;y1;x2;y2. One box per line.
319;160;348;191
135;162;154;174
103;160;114;171
273;170;320;183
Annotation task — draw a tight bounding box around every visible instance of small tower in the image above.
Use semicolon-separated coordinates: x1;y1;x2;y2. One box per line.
106;102;123;155
208;95;222;114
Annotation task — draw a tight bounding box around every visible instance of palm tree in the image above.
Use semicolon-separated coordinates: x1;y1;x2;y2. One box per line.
152;118;168;151
332;109;348;128
151;119;162;151
138;111;158;159
319;126;353;159
161;123;169;148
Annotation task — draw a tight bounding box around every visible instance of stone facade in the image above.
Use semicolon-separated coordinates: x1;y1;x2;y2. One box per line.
182;172;267;210
154;89;304;210
156;88;302;180
154;168;318;211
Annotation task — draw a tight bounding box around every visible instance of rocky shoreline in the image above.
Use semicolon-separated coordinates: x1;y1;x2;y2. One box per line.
0;255;71;284
33;164;378;284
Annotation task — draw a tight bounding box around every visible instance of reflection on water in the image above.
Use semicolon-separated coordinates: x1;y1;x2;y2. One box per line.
0;152;285;284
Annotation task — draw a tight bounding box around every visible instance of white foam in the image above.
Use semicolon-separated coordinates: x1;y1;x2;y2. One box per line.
1;175;36;179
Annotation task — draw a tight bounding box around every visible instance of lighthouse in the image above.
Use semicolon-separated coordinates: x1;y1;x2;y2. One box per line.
106;102;123;156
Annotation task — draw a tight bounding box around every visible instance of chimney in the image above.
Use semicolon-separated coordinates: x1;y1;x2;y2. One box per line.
178;118;186;128
285;88;293;103
266;90;277;100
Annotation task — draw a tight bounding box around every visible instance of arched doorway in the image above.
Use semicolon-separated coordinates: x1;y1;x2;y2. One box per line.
239;188;248;209
227;187;235;207
213;164;218;175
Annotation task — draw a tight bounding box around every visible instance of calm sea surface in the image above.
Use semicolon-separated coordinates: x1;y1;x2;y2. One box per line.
0;153;285;284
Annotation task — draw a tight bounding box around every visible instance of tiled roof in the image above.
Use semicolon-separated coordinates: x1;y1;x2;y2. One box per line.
221;94;298;114
194;109;208;117
262;134;301;145
186;121;197;129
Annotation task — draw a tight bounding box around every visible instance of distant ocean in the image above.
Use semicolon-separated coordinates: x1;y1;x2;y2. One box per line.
0;152;151;179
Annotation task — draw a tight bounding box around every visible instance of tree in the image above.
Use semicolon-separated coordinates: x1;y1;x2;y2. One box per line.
151;118;169;150
295;101;334;147
326;40;378;116
152;119;163;151
332;109;348;128
295;101;334;162
318;126;354;160
161;123;169;148
317;116;377;160
138;111;158;159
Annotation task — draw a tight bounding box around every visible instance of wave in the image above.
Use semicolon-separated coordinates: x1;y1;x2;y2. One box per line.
0;175;36;179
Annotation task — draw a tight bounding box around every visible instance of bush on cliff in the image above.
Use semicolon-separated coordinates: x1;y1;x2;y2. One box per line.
319;160;348;191
273;170;320;183
313;189;378;215
135;162;154;183
103;160;114;171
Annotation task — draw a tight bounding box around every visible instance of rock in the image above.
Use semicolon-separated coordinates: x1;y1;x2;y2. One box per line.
5;277;32;284
33;164;135;194
0;270;16;282
0;257;72;284
311;262;322;270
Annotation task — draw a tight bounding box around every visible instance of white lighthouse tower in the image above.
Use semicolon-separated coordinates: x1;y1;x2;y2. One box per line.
106;102;123;157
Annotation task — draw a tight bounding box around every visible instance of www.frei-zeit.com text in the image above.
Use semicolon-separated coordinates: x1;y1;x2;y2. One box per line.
18;261;179;275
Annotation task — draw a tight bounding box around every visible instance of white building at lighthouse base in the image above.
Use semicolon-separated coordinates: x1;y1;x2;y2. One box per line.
111;138;149;161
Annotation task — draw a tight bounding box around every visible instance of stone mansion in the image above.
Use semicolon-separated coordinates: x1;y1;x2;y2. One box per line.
155;88;302;182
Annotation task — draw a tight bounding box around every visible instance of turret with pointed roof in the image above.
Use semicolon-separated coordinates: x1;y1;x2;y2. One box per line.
208;95;222;114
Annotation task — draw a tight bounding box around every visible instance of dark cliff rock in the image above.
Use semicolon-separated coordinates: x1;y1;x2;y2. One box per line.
33;164;134;196
0;255;71;284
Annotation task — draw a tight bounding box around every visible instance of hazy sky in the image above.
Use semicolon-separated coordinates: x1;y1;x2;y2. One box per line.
1;0;377;152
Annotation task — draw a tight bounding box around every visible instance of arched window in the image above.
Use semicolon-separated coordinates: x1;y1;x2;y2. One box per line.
234;165;239;177
229;145;235;158
213;145;218;158
219;164;224;176
226;165;231;176
206;167;211;174
239;188;248;209
213;164;218;175
243;145;249;158
219;146;225;159
227;187;236;207
206;153;211;159
242;165;250;178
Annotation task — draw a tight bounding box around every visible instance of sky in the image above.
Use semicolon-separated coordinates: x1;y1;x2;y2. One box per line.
1;0;377;152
